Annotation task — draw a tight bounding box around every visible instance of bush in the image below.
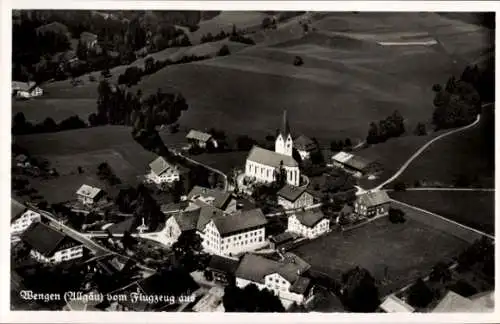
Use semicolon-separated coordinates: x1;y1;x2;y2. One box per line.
388;207;405;224
407;278;434;308
293;56;304;66
217;44;231;57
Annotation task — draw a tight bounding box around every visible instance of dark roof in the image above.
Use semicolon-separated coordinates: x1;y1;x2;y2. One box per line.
235;254;310;289
293;208;326;228
187;186;232;210
279;110;291;138
161;201;189;214
294;135;316;151
247;146;298;168
289;276;312;294
212;208;267;237
108;217;135;235
186;130;212;142
36;22;69;35
21;222;80;257
173;209;200;232
149;156;177;176
207;255;240;274
11;199;27;221
196;202;225;231
331;151;375;172
269;231;296;245
339;204;353;215
357;191;391;207
277;185;309;202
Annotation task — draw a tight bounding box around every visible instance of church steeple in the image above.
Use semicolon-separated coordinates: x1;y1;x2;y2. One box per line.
280;110;291;138
275;110;293;156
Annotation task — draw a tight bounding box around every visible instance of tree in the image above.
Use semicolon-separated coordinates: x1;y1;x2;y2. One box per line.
341;266;380;312
217;44;230;57
388;207;405;224
144;56;155;74
293;56;304;66
407;278;434;308
121;230;137;251
180;35;191;47
223;283;285;312
366;122;379;144
231;24;237;37
429;262;452;283
236;135;256;151
414;122;427;136
274;160;287;188
261;17;272;29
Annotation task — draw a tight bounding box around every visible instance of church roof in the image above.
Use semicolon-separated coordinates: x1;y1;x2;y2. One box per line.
247;146;298;168
279;110;291;138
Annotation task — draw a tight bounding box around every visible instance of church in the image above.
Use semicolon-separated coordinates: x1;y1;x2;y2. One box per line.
245;111;301;186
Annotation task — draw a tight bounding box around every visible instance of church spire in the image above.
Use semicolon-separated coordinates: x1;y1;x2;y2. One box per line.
280;110;291;138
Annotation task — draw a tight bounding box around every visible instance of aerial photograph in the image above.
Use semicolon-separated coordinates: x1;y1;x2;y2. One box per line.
9;10;495;313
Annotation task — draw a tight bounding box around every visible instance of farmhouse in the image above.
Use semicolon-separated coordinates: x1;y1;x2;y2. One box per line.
76;184;103;205
294;135;317;160
330;151;380;178
245;111;300;186
146;156;180;185
202;208;268;256
269;231;298;250
354;190;391;218
164;209;203;242
21;222;85;264
277;184;314;210
235;253;314;305
11;199;41;243
288;209;330;239
187;185;234;211
206;254;241;285
186;130;218;149
12;81;43;98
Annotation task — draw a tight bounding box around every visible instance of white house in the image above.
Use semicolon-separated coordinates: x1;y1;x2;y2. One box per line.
146;156;180;185
294;135;317;160
186;130;218;149
201;208;268;256
11;199;41;243
245;111;300;186
354;190;391;218
235;253;314;305
277;185;314;210
76;184;103;205
21;222;85;264
288;208;330;239
12;81;43;98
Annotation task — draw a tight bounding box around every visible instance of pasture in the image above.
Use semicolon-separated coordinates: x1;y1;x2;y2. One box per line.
291;214;469;295
391;190;495;235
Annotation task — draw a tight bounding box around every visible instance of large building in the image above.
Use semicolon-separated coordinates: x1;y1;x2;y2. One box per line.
354;190;391;218
288;208;330;239
146;156;180;185
330;151;380;178
235;253;314;305
187;185;235;212
21;222;85;264
76;184;103;205
202;208;268;256
10;199;41;243
277;185;314;210
245;111;300;186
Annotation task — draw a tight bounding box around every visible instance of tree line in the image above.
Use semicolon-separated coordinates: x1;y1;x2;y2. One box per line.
366;110;405;145
12;112;87;136
200;25;256;45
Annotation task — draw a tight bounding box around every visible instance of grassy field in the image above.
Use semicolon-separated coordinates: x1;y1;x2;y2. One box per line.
390;190;495;235
189;151;248;174
291;215;469;295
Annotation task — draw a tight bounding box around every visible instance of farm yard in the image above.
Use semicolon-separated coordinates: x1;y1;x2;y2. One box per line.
391;190;495;235
291;213;470;296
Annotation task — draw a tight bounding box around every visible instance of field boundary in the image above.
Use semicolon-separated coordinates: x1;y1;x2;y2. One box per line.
391;199;494;243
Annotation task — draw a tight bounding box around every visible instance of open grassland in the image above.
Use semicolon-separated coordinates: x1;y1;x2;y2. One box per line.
291;214;469;295
391;191;495;235
189;151;248;174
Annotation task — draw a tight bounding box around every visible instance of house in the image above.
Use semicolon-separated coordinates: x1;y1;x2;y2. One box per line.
80;32;98;49
187;185;234;211
330;151;381;178
354;190;391;218
164;209;203;242
336;204;354;224
76;184;103;205
186;130;218;149
277;184;314;210
288;208;330;239
21;222;85;264
202;208;268;256
206;255;240;285
294;135;317;160
12;81;43;98
245;111;300;186
379;294;415;313
11;199;41;243
269;231;298;250
235;253;314;305
146;156;180;185
432;290;494;313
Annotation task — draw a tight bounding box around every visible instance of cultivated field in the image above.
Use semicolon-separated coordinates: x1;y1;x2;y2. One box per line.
291;214;470;295
391;190;495;235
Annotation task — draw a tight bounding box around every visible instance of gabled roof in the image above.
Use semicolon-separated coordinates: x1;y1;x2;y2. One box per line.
331;151;374;172
207;255;240;274
196;202;225;232
277;184;309;202
293;208;326;228
289;276;312;294
173;209;201;232
339;204;353;215
36;22;69;35
380;294;415;313
357;190;391;207
212;208;267;237
235;254;310;292
21;222;80;257
80;31;98;42
11;198;27;221
161;201;189;214
247;146;298;168
269;231;296;245
149;156;177;176
187;186;232;210
294;135;316;151
12;81;38;92
186;130;212;142
76;184;102;199
432;291;477;313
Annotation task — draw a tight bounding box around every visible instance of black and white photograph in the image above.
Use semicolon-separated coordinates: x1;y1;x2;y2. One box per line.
3;2;497;320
